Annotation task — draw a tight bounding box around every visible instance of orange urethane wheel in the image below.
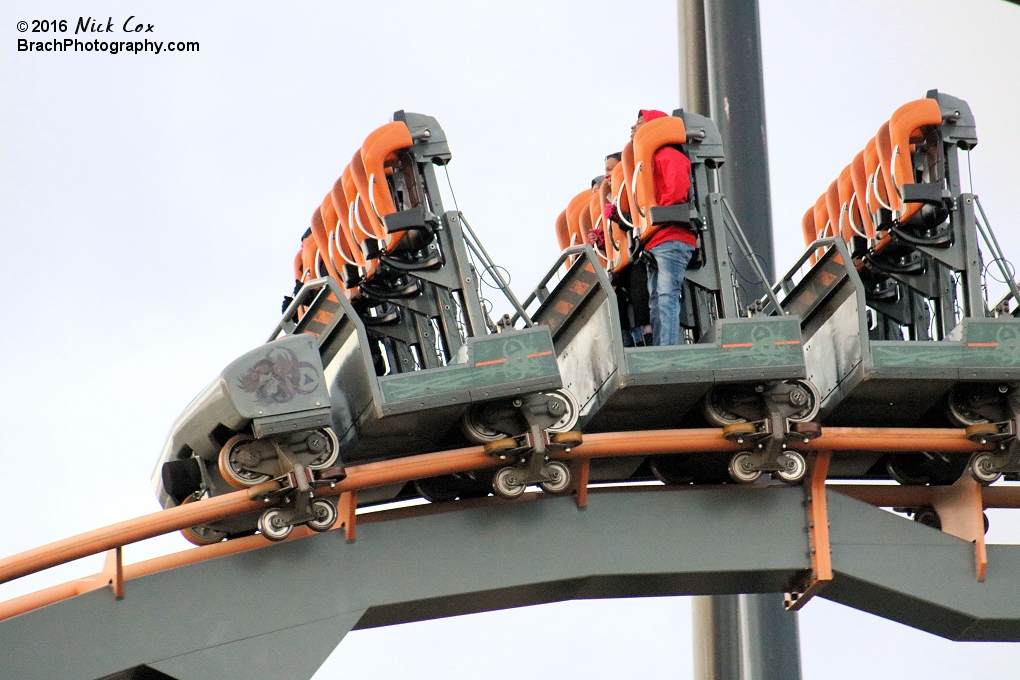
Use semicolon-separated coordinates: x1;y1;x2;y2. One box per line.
550;431;583;447
965;423;1000;441
722;422;758;439
218;434;271;490
484;438;518;455
179;495;227;546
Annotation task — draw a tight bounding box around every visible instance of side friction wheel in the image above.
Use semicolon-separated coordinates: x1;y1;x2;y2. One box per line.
774;451;807;484
306;498;338;532
966;423;1001;440
539;461;572;495
258;508;293;542
219;435;272;489
550;431;583;447
722;422;758;439
493;466;526;499
728;452;762;484
546;389;580;434
969;451;1002;485
484;438;519;455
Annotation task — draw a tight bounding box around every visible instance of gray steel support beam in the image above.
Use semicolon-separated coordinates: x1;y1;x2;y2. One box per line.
0;487;810;680
825;489;1020;641
4;486;1019;680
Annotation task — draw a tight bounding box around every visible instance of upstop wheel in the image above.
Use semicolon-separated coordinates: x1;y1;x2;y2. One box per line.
306;498;338;532
258;508;293;541
493;466;526;499
774;451;807;484
969;451;1002;485
728;452;762;484
539;461;571;495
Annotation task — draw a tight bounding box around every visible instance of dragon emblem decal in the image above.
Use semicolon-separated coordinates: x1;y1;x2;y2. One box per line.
237;347;321;405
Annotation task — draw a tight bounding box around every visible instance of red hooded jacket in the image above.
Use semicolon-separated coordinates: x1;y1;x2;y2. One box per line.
638;109;696;249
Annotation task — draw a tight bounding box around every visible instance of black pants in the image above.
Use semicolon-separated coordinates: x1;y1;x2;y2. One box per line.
615;261;650;332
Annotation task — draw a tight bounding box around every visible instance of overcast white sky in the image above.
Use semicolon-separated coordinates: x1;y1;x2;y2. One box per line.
2;0;1020;677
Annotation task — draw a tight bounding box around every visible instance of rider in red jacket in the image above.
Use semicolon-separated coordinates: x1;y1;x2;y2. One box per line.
632;109;697;346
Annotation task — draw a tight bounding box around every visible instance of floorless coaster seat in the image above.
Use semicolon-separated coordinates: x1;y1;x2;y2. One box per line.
329;174;369;287
354;115;448;275
564;189;591;258
630;114;689;244
587;182;609;268
608;160;632;273
778;238;1020;423
850;149;877;240
339;165;381;284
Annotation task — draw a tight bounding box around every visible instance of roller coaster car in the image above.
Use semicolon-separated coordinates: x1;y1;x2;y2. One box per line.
154;280;572;541
154;112;583;542
777;92;1020;486
525;246;815;487
524;109;819;485
278;276;571;462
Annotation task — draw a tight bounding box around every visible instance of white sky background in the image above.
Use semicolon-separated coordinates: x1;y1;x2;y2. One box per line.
2;0;1020;677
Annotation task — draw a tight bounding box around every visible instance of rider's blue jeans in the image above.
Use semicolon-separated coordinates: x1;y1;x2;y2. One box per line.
646;240;696;346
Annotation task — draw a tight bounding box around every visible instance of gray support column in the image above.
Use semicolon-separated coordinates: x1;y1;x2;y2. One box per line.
676;0;709;114
693;594;802;680
692;595;742;679
680;0;802;677
703;0;775;302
